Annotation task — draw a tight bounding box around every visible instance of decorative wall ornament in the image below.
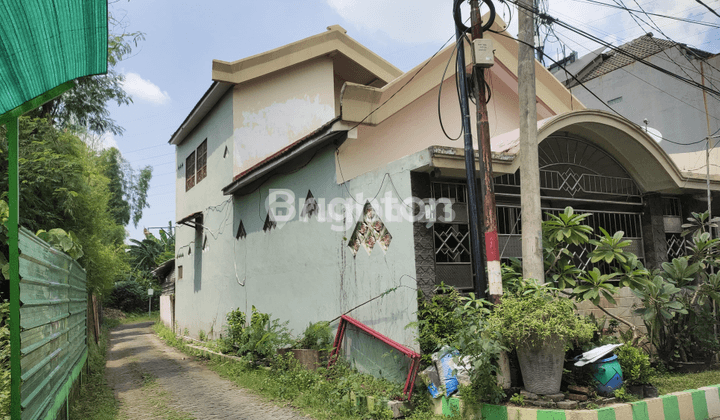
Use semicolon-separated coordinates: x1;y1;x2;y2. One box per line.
348;202;392;256
300;190;318;219
263;213;277;232
236;220;246;240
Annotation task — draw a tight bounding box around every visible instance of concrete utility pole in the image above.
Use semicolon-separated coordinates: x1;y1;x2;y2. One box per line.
518;0;545;281
469;1;502;305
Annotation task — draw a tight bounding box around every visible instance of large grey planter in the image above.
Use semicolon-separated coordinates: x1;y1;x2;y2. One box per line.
516;337;566;395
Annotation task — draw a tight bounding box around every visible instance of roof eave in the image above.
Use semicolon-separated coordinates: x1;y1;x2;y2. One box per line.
222;118;347;196
168;81;233;146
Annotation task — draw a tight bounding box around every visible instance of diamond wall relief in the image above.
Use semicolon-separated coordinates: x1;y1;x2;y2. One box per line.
348;202;392;257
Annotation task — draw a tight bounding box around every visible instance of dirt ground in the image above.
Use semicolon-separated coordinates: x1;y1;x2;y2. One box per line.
105;322;313;420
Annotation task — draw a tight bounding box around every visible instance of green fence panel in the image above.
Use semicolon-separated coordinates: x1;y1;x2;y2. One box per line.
18;228;87;420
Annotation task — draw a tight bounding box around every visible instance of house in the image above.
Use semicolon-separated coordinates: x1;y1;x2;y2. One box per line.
152;258;175;330
169;22;719;381
550;33;720;156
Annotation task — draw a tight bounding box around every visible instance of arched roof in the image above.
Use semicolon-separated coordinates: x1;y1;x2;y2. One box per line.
490;109;718;194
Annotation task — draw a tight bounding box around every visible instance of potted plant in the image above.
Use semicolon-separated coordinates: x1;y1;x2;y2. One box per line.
488;281;596;395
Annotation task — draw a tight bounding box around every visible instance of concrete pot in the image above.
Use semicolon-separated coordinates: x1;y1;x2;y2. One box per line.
516;337;566;395
277;348;321;370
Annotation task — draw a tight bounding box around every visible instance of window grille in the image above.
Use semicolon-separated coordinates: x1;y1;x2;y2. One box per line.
197;140;207;183
185;151;195;191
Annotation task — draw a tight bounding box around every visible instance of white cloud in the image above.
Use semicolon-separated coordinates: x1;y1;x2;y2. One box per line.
326;0;463;44
100;132;119;150
122;72;171;105
79;131;118;151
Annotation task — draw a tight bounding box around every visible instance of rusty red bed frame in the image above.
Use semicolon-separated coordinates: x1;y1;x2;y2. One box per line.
327;314;422;400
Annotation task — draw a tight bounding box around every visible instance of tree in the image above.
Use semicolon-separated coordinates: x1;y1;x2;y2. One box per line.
101;148;152;227
0;118;129;297
30;3;145;136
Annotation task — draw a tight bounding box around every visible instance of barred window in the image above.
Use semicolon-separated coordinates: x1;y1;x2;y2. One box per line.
197;140;207;183
185;151;195;191
185;139;208;191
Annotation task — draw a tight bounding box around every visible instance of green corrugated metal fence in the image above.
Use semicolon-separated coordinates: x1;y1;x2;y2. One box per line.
18;228;87;420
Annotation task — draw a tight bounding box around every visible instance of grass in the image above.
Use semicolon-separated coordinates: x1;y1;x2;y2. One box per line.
654;367;720;395
152;322;448;420
127;372;195;420
118;311;160;325
68;325;119;420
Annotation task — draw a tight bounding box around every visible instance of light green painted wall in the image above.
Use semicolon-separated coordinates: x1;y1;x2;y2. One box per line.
175;129;425;381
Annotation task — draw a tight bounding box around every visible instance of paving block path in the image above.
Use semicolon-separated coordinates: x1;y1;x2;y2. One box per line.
105;322;313;420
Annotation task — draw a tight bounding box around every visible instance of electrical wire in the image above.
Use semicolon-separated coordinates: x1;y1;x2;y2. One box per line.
549;28;720;128
568;0;720;29
696;0;720;19
490;28;715;147
437;29;470;141
505;0;720;97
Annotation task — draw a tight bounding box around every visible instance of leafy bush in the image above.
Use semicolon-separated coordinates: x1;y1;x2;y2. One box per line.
413;285;465;366
487;282;596;350
106;281;146;313
222;306;293;362
616;344;654;386
413;285;505;404
296;321;333;351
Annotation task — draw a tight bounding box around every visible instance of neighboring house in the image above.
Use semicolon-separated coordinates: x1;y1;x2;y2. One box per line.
152;259;175;331
550;33;720;156
170;23;719;381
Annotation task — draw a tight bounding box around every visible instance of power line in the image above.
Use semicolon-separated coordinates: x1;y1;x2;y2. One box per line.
696;0;720;19
492;29;712;147
569;0;720;28
550;29;720;128
506;0;720;97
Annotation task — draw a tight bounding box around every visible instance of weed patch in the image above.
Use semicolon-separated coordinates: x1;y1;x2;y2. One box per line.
68;326;119;420
153;322;447;420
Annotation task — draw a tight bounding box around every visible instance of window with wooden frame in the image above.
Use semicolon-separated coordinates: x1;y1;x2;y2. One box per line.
185;139;208;191
185;151;195;191
197;140;207;183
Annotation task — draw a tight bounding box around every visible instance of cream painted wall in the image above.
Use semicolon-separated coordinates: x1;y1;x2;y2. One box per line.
337;67;523;182
232;57;336;177
672;147;720;176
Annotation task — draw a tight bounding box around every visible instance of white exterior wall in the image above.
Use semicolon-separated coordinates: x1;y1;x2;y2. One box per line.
231;57;337;177
570;49;720;155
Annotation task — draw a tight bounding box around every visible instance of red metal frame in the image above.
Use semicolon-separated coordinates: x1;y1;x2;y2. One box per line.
328;315;421;400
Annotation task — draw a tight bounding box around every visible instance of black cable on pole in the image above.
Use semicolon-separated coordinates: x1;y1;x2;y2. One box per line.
454;0;496;33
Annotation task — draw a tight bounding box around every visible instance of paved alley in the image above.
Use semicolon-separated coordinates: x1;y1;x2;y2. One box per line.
105;322;313;420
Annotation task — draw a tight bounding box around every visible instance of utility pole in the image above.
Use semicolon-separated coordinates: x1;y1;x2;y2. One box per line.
518;0;545;281
469;0;511;389
453;2;487;298
469;1;502;305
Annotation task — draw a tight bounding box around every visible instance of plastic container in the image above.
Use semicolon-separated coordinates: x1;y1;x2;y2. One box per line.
590;354;623;396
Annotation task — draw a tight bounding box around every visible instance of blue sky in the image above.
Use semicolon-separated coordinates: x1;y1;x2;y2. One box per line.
106;0;720;241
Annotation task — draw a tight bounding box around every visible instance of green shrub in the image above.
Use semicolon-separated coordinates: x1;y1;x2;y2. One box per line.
105;281;146;313
222;306;292;362
616;344;654;386
296;321;333;351
413;285;464;366
487;283;596;350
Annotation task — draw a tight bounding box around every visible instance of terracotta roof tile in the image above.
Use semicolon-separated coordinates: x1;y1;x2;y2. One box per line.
579;34;676;83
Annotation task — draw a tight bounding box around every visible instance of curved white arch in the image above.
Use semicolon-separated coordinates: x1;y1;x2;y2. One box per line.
492;109;713;194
